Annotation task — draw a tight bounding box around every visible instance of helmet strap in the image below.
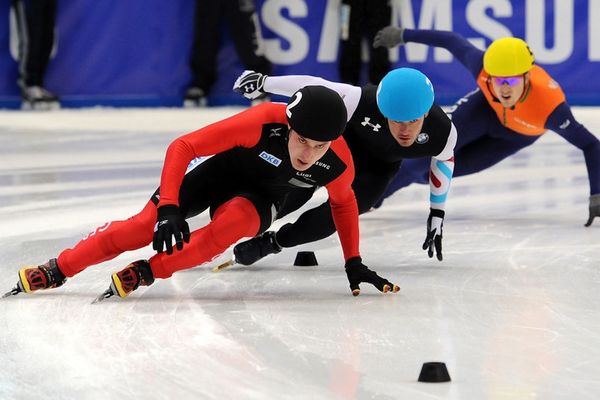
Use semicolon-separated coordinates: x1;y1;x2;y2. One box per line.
485;78;501;104
517;72;531;103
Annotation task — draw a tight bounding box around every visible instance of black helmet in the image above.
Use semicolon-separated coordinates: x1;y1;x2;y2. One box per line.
286;85;347;141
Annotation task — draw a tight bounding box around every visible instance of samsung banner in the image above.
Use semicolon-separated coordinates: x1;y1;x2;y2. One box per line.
0;0;598;108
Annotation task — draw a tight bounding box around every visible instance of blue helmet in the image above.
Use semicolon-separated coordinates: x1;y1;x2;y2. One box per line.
376;68;435;122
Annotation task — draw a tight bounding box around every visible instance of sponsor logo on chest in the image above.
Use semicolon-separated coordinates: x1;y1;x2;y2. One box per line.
416;132;429;144
296;171;313;180
295;171;317;183
514;117;538;130
259;151;282;167
314;160;330;170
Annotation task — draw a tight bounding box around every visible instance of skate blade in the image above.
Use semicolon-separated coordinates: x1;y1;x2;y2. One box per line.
91;288;115;304
211;258;236;273
21;101;60;111
183;98;207;108
2;286;22;298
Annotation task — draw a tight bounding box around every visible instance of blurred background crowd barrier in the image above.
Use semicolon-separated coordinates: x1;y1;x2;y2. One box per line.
0;0;598;108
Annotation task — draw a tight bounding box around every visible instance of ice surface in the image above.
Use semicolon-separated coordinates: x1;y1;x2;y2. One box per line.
1;107;599;399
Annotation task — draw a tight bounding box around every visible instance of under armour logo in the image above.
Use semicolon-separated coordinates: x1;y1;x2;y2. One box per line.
361;117;381;132
244;84;255;92
270;127;282;137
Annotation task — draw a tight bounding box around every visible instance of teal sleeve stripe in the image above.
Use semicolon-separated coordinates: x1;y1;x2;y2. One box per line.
436;160;454;180
430;160;453;204
430;192;448;204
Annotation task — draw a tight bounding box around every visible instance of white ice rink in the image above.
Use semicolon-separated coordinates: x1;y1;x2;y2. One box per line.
1;106;599;400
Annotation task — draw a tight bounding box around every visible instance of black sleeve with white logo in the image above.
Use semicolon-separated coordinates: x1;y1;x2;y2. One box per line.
343;85;452;164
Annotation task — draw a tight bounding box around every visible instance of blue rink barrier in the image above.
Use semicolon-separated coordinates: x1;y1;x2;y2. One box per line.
0;0;598;108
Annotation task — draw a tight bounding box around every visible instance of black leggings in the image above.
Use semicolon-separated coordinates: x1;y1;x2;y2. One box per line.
12;0;57;86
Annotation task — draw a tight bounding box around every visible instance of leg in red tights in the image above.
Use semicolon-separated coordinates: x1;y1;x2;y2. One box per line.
57;200;157;277
149;196;261;279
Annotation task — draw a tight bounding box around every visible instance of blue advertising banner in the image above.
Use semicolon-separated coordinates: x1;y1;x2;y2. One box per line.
0;0;598;108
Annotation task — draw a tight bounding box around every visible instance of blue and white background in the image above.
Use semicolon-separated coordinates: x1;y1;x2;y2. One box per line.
0;0;598;108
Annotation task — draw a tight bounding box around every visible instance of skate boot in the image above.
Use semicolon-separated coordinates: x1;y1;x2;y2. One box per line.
3;258;67;297
233;231;282;266
93;260;154;303
183;86;207;108
21;86;60;110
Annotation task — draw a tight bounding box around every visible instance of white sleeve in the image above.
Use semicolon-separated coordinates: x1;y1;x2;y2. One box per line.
429;157;455;211
433;121;457;161
264;75;362;121
429;121;457;211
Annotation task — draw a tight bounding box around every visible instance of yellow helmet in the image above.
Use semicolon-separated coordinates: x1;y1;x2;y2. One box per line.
483;37;535;76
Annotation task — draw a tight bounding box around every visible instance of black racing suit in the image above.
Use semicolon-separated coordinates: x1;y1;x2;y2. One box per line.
276;85;453;248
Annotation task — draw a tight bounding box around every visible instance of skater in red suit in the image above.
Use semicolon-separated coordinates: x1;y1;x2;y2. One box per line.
6;86;399;300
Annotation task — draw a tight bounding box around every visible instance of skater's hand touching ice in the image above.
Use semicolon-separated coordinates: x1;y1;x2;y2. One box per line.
344;257;399;296
423;209;444;261
585;194;600;227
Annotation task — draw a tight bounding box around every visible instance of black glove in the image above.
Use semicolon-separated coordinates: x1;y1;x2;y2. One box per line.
232;70;268;100
584;193;600;227
344;257;399;296
423;208;444;261
153;205;191;255
373;26;405;48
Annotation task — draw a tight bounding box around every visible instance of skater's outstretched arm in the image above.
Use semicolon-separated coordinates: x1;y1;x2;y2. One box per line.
374;28;484;78
234;70;362;120
322;140;360;261
546;103;600;226
423;122;457;261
